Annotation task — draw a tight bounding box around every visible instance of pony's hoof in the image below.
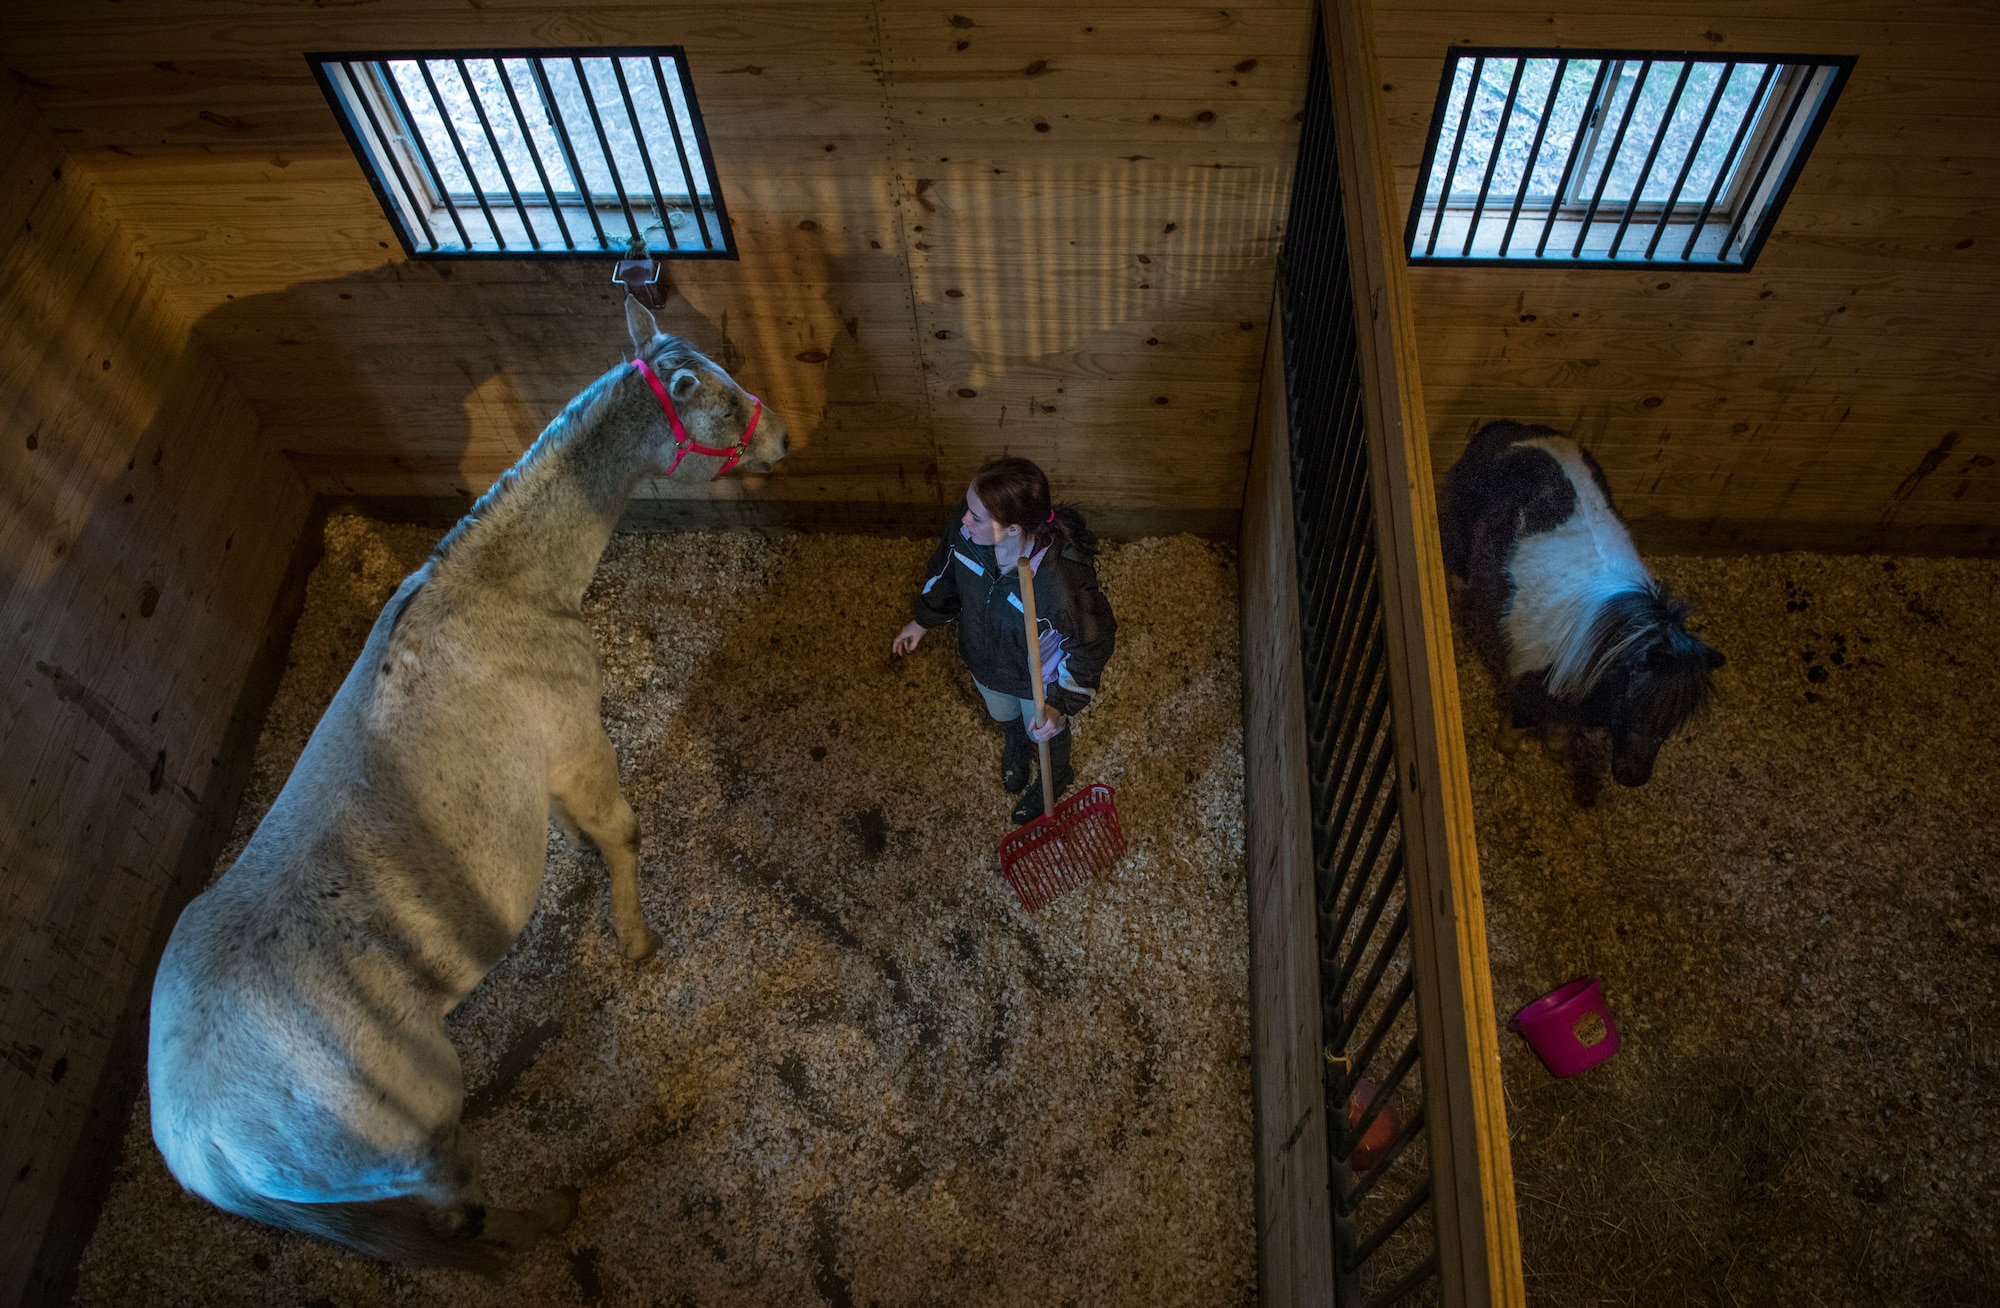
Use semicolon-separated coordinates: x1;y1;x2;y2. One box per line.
1492;725;1525;756
539;1186;582;1234
621;926;662;962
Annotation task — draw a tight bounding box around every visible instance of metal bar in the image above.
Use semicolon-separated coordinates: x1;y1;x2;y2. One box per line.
572;56;643;246
1568;59;1653;258
1312;700;1392;894
1679;61;1778;260
1300;454;1371;638
1300;495;1374;680
610;55;679;251
1422;56;1484;257
1644;60;1735;259
344;61;438;252
1348;1175;1433;1271
1533;58;1612;257
379;60;472;250
1342;1103;1427;1214
416;58;505;247
1607;59;1694;258
1345;974;1415;1090
649;54;714;249
1497;57;1567;257
1713;64;1813;264
456;57;539;250
1460;57;1527;258
1403;48;1463;256
1320;732;1400;916
1308;595;1382;774
1310;700;1388;867
1334;905;1410;1047
1345;1031;1422;1157
495;57;575;248
1361;1252;1442;1308
671;49;735;254
1299;432;1372;639
1331;837;1405;997
531;57;609;250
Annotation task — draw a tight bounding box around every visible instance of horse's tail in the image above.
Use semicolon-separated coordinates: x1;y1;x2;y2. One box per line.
225;1192;507;1274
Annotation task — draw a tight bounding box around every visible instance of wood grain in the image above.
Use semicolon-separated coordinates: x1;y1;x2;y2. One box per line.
0;74;311;1307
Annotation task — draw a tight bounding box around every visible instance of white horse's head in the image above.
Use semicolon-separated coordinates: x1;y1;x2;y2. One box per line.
624;299;791;476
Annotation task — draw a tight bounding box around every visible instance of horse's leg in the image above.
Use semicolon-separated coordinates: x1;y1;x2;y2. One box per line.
551;733;662;962
423;1121;580;1256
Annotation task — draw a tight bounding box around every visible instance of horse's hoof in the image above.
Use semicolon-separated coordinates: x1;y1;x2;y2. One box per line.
1492;726;1523;756
622;926;662;962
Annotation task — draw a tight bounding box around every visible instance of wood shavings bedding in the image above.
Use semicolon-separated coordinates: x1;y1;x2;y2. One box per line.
73;514;1256;1308
1464;553;2000;1306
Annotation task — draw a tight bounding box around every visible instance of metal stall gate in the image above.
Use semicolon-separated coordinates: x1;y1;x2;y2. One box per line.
1241;3;1523;1305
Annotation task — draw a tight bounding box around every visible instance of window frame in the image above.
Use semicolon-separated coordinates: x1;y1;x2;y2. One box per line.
308;46;738;262
1404;47;1854;271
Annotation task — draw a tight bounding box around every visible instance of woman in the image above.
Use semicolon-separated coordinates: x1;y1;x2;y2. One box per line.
892;458;1117;824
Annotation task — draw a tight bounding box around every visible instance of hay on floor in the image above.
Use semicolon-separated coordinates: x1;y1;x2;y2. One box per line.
1464;553;2000;1307
75;514;1255;1308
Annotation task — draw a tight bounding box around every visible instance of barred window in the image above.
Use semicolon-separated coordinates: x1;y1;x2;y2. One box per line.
1405;49;1852;270
311;48;734;260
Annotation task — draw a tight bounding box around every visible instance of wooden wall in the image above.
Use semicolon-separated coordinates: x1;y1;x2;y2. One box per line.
1373;0;2000;550
0;1;1319;521
1239;303;1336;1305
0;73;311;1306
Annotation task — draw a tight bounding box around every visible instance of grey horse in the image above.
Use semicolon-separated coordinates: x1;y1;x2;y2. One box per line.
147;302;789;1269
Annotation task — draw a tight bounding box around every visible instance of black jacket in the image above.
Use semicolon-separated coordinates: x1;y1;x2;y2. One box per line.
911;507;1116;716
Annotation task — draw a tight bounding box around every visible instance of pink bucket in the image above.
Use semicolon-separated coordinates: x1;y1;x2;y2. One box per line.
1509;977;1621;1077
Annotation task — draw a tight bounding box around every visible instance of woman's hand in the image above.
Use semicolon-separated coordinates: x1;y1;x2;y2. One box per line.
891;621;928;656
1028;704;1064;742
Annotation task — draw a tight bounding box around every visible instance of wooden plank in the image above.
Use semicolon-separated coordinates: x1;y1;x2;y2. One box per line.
1238;296;1338;1307
0;82;312;1307
1319;1;1522;1304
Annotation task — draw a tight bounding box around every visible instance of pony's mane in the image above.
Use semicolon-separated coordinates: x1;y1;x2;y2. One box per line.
426;334;702;566
1545;583;1716;727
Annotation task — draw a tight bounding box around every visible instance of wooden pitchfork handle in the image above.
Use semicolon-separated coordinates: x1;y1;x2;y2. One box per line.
1017;558;1057;819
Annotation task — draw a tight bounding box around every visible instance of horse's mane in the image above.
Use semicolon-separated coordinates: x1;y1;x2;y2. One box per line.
426;334;702;567
1556;583;1716;723
384;335;702;634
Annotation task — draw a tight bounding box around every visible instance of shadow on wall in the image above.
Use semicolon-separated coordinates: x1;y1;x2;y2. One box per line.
173;231;944;520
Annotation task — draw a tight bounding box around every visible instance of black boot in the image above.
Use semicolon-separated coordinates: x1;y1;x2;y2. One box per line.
1011;727;1075;824
1001;717;1033;794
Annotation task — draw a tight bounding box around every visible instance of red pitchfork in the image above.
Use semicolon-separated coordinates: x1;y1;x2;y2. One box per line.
997;558;1125;911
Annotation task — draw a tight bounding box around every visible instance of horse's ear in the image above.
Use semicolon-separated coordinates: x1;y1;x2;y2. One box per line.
1705;646;1726;669
669;367;700;399
624;295;660;359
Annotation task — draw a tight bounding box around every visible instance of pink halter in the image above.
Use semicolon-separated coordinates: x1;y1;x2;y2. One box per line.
630;357;764;476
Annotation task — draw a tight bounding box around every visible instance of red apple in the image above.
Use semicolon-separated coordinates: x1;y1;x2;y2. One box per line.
1346;1078;1401;1172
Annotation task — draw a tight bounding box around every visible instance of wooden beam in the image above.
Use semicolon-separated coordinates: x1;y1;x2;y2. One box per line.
1316;2;1523;1304
1238;297;1337;1306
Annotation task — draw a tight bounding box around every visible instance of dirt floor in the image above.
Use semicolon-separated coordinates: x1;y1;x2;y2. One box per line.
75;515;1255;1308
1464;553;2000;1307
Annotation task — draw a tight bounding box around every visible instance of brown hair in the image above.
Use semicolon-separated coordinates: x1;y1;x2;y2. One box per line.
970;457;1096;556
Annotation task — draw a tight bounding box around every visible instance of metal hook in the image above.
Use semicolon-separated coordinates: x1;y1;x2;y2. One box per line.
613;233;667;310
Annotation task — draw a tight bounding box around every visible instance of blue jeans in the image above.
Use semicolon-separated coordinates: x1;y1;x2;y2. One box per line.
973;679;1066;736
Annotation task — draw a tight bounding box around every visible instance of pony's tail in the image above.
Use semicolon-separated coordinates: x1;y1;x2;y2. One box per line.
225;1192;510;1274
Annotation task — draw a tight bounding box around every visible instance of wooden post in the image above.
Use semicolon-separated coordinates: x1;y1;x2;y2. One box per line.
1239;298;1337;1306
1314;1;1525;1304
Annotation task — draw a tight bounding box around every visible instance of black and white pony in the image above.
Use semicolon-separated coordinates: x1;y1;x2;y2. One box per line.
1439;421;1722;797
